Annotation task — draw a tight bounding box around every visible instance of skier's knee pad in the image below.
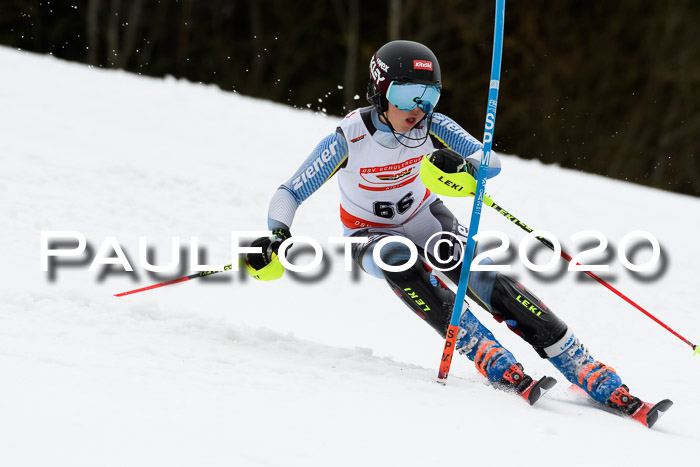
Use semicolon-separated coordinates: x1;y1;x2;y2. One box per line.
382;260;454;337
490;274;568;355
464;258;499;311
435;241;499;312
354;235;412;279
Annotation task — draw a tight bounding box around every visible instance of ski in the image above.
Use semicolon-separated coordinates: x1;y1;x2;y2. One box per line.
626;399;674;429
569;384;673;428
604;385;674;429
519;376;557;406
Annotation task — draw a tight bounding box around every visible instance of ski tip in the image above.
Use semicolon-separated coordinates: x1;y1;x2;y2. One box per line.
525;376;557;406
538;376;558;391
693;345;699;357
645;399;673;429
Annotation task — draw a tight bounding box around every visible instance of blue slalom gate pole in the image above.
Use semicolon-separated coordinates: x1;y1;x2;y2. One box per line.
438;0;506;383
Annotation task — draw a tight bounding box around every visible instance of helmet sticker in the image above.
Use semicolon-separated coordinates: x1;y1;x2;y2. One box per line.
376;57;390;72
370;54;391;86
413;60;433;70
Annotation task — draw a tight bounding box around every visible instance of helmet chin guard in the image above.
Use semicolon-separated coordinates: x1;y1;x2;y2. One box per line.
366;81;388;112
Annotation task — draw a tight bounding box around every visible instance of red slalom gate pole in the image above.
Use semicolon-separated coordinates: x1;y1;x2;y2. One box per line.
486;198;698;356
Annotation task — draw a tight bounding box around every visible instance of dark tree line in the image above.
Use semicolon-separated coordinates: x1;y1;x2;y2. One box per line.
1;0;697;196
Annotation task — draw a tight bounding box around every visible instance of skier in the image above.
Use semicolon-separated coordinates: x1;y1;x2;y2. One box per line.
244;40;669;426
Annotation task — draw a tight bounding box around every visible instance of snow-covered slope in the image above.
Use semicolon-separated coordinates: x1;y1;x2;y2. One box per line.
1;47;698;467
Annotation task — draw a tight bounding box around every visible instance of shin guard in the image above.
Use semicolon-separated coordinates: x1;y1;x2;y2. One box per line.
490;274;569;352
383;261;517;382
383;261;454;337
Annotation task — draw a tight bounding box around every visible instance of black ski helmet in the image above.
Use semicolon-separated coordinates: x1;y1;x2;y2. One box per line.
367;40;442;112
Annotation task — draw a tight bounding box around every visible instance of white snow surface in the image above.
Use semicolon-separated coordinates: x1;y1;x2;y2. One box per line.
1;47;699;466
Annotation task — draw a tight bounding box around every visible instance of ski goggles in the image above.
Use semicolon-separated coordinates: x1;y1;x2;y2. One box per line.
386;82;441;113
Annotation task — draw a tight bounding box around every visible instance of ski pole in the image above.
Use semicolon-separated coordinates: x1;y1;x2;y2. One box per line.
484;197;699;355
437;0;506;384
114;265;234;297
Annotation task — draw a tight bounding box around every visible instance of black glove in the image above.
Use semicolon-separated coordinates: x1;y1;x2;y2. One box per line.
246;228;292;270
428;148;476;176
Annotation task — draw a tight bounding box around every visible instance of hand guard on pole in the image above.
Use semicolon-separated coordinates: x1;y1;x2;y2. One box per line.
428;148;477;176
420;151;493;201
